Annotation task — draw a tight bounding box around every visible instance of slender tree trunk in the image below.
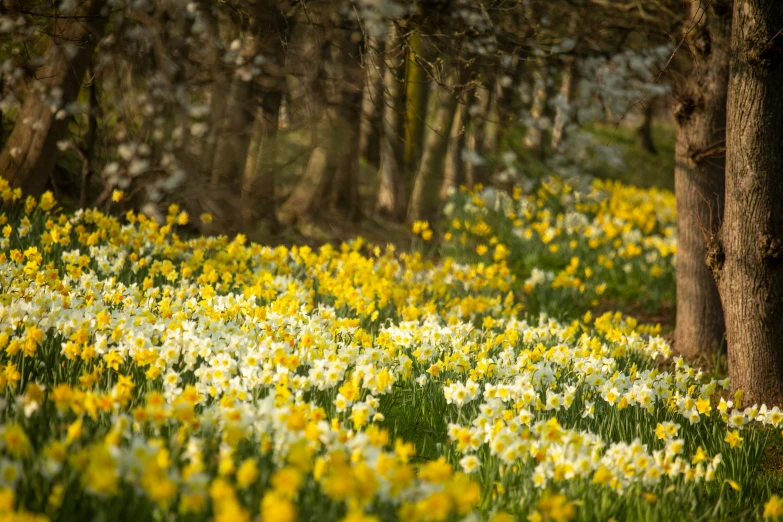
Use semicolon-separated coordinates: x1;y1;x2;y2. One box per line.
406;67;459;224
359;37;383;169
403;32;430;181
0;0;106;196
280;9;363;224
715;0;783;406
242;1;289;233
200;4;229;184
243;89;282;232
673;0;731;360
376;24;407;219
468;84;499;187
329;51;364;221
0;77;4;152
211;74;254;189
524;58;548;154
80;65;99;209
496;56;525;153
551;56;578;151
637;103;658;155
441;102;467;200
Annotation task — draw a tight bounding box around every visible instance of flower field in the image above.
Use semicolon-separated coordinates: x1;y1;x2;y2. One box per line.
0;176;781;522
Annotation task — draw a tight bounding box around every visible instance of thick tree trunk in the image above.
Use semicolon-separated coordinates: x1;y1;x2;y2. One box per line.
406;67;459;224
0;0;106;196
403;32;430;181
637;103;658;155
674;0;731;360
716;0;783;406
376;24;407;219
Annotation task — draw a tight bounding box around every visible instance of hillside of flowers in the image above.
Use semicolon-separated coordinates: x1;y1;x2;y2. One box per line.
0;175;781;522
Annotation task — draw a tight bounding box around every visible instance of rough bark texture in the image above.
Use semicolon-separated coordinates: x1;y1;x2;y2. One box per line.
718;0;783;406
0;0;106;196
406;67;459;224
673;0;731;360
376;25;407;219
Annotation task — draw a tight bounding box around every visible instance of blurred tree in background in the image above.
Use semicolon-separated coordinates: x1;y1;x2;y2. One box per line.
0;0;678;235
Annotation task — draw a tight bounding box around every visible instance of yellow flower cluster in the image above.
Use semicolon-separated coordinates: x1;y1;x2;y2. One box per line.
0;179;777;521
440;177;676;315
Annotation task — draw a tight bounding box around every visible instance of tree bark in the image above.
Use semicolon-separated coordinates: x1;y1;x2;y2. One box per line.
524;58;548;154
441;101;467;200
359;37;383;170
674;0;731;360
211;74;254;190
242;0;289;233
243;89;282;232
376;24;407;219
551;56;578;151
716;0;783;406
403;32;430;181
280;9;363;224
637;103;658;155
0;0;106;196
406;66;459;224
80;65;99;209
467;84;498;188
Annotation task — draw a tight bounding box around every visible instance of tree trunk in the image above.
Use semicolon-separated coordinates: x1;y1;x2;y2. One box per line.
211;75;254;189
403;32;430;181
716;0;783;406
376;24;407;219
406;67;459;224
496;56;525;154
359;37;383;170
200;4;229;184
280;10;363;224
0;0;106;196
551;56;578;151
467;84;499;187
441;102;467;200
80;65;99;209
524;58;548;154
243;89;282;232
674;0;731;360
242;1;289;233
637;103;658;155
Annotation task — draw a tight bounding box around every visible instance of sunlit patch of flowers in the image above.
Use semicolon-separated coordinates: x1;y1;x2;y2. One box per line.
0;177;779;521
440;177;676;316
